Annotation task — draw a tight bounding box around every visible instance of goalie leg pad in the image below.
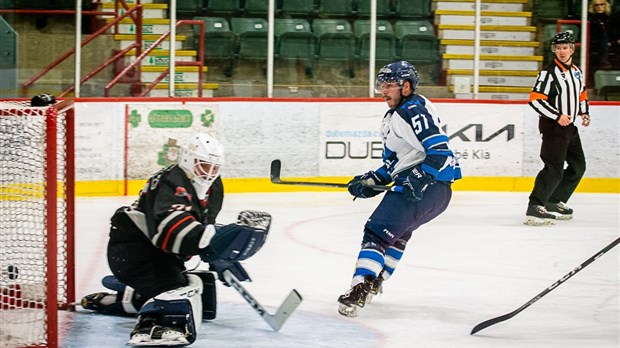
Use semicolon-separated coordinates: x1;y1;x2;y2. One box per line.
135;274;203;344
188;271;217;320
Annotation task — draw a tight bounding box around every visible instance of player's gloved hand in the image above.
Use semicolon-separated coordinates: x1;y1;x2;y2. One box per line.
208;260;251;287
402;166;435;202
348;171;388;199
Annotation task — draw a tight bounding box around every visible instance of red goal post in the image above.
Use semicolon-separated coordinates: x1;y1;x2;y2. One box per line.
0;99;75;348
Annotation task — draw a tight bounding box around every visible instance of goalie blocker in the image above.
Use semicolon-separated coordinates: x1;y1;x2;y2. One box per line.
200;211;271;286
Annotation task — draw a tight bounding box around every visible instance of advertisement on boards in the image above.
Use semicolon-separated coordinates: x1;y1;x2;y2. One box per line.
319;102;523;177
126;103;219;179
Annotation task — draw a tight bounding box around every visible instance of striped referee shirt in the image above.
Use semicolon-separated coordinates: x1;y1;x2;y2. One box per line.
528;58;589;122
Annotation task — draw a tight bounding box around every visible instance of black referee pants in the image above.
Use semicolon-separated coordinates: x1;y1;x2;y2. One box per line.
529;117;586;206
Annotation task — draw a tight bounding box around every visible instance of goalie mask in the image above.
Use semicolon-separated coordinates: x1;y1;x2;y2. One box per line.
179;133;224;199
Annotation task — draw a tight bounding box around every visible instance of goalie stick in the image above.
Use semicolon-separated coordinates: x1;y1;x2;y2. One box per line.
471;236;620;335
270;159;402;192
222;269;302;332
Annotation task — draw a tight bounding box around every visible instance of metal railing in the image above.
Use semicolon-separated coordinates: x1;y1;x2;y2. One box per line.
106;19;205;97
21;1;144;97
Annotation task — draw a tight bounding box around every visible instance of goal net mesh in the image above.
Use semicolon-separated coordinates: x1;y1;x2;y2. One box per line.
0;100;73;347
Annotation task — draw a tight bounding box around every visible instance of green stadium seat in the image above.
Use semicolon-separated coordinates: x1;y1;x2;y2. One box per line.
532;0;568;22
176;0;204;18
393;0;432;18
231;17;269;59
207;0;239;15
594;70;620;100
312;19;356;61
280;0;316;16
318;0;355;17
357;0;392;17
275;18;315;61
194;17;237;60
395;20;439;83
0;0;14;9
395;20;438;63
354;19;397;62
243;0;270;15
15;0;50;9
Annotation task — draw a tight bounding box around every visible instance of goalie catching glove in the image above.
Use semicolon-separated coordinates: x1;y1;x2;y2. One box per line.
198;210;271;284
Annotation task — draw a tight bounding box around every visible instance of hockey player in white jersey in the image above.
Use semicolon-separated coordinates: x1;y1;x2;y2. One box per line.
337;61;462;317
81;133;271;346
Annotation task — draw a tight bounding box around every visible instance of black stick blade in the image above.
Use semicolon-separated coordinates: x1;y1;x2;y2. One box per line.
471;313;514;335
270;159;282;183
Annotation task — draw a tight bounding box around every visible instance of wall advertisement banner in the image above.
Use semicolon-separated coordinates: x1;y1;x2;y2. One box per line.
319;102;523;177
127;103;219;179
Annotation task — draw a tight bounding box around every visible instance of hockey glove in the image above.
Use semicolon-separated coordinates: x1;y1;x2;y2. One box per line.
199;222;269;263
402;166;435;202
209;260;251;287
348;171;388;199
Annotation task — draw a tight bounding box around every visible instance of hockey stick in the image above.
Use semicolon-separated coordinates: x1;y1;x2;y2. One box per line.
471;236;620;335
222;269;302;332
270;159;402;192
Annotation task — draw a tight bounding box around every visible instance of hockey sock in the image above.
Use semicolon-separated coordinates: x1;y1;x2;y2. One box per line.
383;239;406;281
351;242;385;287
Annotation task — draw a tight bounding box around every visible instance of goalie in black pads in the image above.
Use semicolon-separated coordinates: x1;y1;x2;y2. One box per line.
80;133;271;346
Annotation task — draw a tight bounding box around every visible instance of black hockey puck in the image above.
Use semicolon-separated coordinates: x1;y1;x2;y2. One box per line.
7;265;19;280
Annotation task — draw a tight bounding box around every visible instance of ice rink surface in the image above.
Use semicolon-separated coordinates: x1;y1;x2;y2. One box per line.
62;191;618;348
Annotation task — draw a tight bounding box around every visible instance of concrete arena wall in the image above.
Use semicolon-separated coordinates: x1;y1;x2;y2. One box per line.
73;98;620;196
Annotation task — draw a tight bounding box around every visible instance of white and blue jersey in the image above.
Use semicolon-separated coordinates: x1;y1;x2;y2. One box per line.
372;94;462;184
350;93;462;286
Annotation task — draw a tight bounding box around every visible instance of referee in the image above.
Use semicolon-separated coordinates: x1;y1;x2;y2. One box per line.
525;31;591;226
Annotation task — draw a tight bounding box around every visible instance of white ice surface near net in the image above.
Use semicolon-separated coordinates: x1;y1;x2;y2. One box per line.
61;191;618;348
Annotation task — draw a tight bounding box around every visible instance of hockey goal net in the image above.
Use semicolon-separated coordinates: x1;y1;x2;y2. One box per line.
0;99;75;348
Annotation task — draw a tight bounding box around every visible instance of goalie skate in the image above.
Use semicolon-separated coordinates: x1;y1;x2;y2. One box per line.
126;325;189;347
80;292;112;311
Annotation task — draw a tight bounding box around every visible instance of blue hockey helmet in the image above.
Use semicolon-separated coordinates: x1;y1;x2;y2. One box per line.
375;61;420;93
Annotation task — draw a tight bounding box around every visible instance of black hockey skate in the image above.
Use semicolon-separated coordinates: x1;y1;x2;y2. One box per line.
524;204;556;226
80;292;114;311
545;201;573;220
337;276;373;317
365;272;384;305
